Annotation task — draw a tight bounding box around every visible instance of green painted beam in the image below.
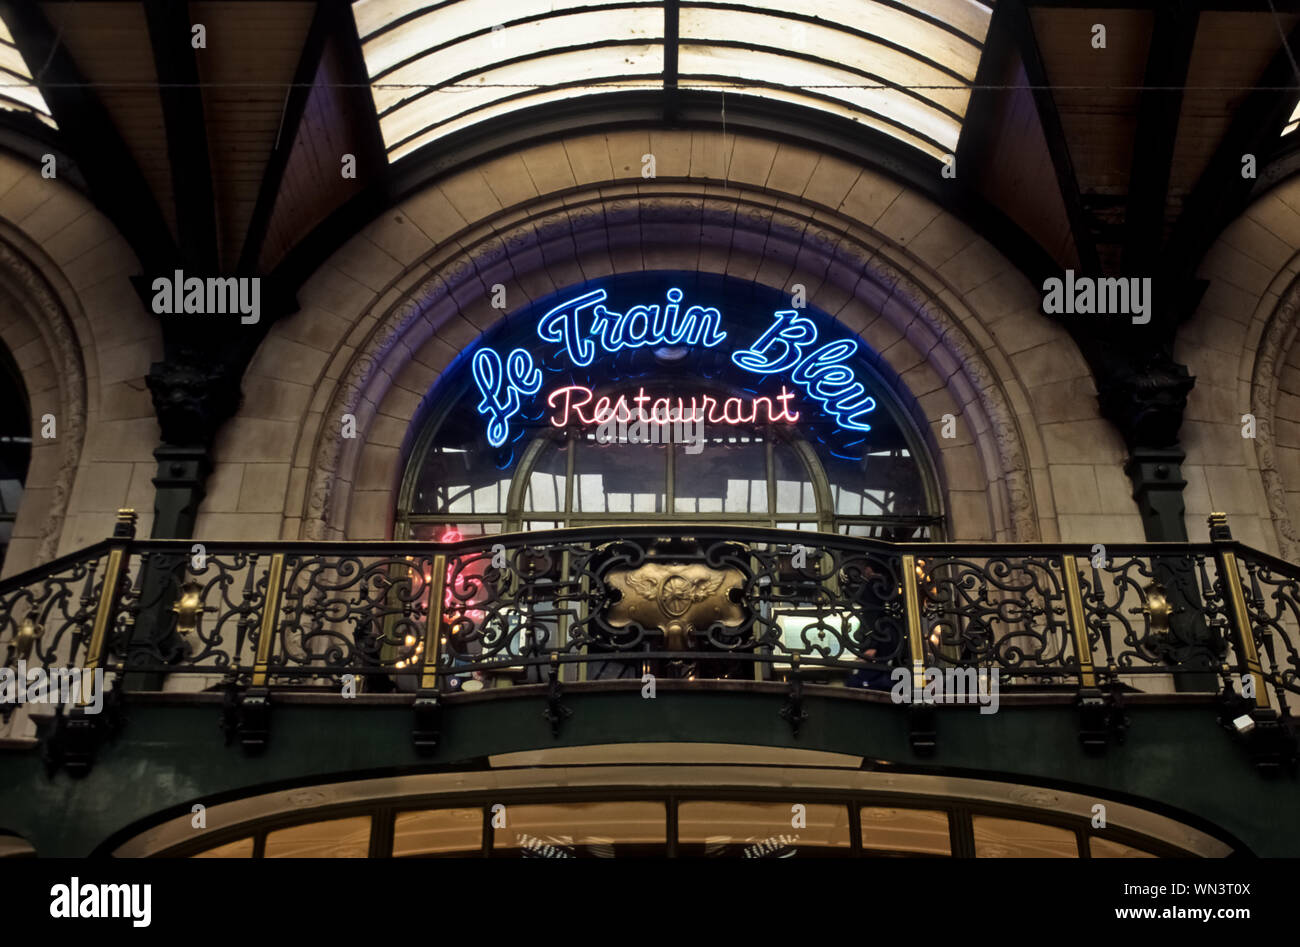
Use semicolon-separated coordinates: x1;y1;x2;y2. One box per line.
0;690;1291;856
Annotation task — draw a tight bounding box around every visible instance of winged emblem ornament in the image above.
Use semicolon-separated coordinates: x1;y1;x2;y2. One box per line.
606;563;745;651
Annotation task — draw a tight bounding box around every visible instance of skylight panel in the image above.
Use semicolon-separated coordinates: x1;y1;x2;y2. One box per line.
0;16;56;128
352;0;993;164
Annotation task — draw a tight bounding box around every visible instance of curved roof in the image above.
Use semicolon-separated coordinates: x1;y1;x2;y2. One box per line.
352;0;994;162
0;1;1293;296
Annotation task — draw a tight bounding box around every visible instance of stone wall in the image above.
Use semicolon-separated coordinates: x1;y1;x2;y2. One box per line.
205;129;1138;545
0;152;160;577
1180;175;1300;556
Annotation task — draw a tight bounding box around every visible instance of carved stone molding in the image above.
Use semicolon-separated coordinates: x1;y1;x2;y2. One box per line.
301;185;1041;543
865;261;1038;542
302;280;444;539
1251;272;1300;563
0;231;87;566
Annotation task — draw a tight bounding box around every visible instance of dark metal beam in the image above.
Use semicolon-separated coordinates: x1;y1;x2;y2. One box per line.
143;0;218;270
1167;19;1300;278
334;0;388;169
1002;0;1101;274
950;0;1021;275
1122;2;1199;271
956;0;1028;252
1008;3;1205;546
0;0;177;272
665;0;681;124
956;0;1013;168
236;1;331;274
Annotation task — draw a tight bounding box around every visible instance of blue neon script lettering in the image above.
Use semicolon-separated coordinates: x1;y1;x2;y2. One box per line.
537;287;726;366
472;289;877;444
732;312;875;431
473;347;542;447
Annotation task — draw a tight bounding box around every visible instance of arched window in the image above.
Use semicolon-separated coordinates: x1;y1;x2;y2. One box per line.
396;272;942;540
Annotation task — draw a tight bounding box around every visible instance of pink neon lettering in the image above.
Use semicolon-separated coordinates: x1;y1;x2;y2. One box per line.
544;385;800;427
546;385;593;426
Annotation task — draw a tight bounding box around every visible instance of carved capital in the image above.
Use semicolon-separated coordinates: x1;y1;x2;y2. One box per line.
145;348;242;448
1095;349;1195;450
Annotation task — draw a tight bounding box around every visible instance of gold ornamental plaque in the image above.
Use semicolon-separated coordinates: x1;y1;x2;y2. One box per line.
606;563;745;650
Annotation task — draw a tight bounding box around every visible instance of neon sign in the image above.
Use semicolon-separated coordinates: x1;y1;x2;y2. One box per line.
537;286;726;366
472;286;876;447
472;347;542;447
545;384;800;428
732;312;876;431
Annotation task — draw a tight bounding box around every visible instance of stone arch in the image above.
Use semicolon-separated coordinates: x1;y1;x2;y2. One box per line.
297;189;1042;543
0;149;161;574
1178;173;1300;555
214;130;1119;546
1249;265;1300;562
0;224;87;574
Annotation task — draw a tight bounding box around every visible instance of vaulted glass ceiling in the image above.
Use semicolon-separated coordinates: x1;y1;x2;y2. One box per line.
352;0;993;163
0;16;55;129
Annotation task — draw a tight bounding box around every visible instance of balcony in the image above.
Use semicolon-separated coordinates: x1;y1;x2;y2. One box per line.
1;510;1296;779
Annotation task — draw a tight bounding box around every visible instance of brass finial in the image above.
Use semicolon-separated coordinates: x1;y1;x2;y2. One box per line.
114;508;138;539
1207;512;1232;542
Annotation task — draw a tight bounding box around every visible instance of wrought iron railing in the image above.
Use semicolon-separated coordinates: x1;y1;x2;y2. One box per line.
1;510;1296;764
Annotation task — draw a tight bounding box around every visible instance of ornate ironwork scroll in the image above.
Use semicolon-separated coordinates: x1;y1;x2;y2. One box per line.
0;524;1293;712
